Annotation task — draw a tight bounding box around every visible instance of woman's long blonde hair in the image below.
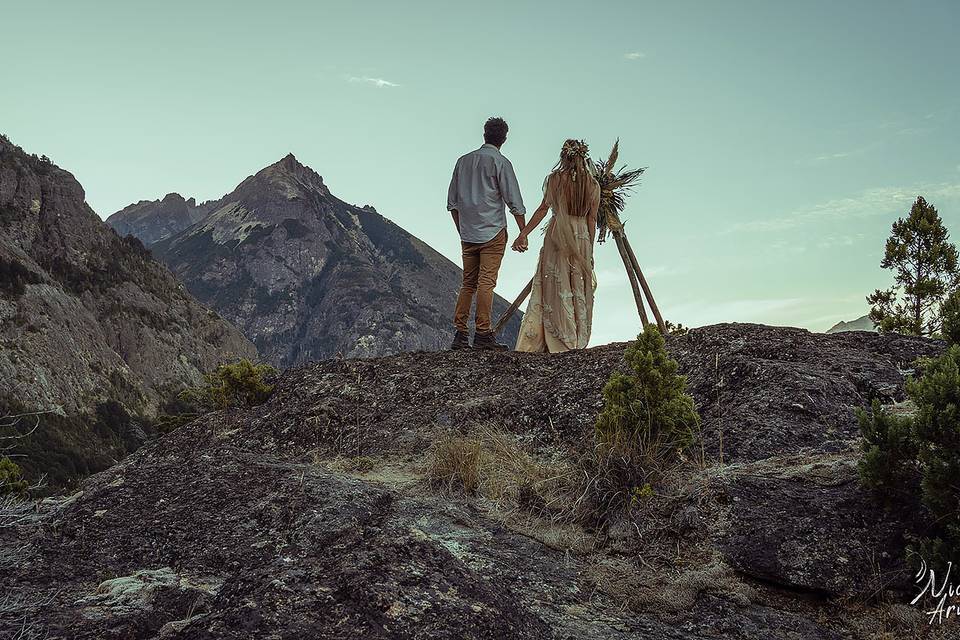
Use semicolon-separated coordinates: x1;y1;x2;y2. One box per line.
547;139;597;217
543;139;597;277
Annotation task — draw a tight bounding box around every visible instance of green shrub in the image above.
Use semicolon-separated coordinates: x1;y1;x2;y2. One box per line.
941;290;960;346
0;457;28;496
586;325;699;520
858;345;960;565
181;359;277;412
857;400;918;499
907;346;960;563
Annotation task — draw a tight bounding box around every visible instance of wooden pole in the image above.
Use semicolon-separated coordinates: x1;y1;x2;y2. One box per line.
621;234;666;334
493;277;533;335
613;234;649;327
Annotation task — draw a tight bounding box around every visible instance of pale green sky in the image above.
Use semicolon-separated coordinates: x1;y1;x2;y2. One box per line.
2;0;958;344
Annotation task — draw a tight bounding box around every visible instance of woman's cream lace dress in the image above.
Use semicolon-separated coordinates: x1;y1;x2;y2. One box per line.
515;174;599;353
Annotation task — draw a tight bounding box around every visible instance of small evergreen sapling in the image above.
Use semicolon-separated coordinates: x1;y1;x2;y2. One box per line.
588;325;699;519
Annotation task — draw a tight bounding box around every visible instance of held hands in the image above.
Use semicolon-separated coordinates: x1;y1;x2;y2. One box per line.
511;234;529;253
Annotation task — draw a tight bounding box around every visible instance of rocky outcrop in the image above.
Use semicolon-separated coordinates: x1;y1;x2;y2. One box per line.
106;193;215;245
131;154;521;367
3;324;945;639
0;136;256;484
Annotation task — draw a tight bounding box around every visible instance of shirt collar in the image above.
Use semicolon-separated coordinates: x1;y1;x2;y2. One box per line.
481;143;501;153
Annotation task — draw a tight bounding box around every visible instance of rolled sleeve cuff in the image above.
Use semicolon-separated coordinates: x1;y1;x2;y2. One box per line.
510;206;526;216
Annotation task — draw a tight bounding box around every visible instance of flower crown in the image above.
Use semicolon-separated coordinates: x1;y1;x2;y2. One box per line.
561;139;590;161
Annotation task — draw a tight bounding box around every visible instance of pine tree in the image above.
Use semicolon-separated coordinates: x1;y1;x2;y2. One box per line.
867;196;959;336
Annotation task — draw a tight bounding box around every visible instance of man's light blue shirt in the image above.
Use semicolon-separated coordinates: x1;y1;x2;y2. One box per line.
446;143;526;244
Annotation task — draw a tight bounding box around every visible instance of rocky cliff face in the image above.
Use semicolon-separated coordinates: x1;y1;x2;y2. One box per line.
118;154;521;367
4;324;947;639
0;137;256;483
106;193;216;245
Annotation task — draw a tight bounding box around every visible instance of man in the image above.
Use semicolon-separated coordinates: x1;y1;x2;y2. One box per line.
446;117;526;351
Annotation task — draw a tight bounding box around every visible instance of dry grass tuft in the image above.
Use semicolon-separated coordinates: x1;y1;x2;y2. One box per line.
427;426;578;518
428;433;483;494
583;554;754;614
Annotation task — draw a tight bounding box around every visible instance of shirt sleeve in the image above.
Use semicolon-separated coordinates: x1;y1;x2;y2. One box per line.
498;159;526;216
446;161;459;212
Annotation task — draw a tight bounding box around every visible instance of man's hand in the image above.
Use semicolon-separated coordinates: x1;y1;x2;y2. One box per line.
511;234;529;253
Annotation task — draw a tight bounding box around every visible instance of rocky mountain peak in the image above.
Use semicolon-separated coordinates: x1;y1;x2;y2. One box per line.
246;153;329;200
148;155;522;366
826;313;875;334
107;190;212;245
159;192;187;205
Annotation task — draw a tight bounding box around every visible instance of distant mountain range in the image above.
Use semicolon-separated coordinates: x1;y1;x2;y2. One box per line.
826;314;875;334
107;193;217;245
108;154;522;366
0;136;256;485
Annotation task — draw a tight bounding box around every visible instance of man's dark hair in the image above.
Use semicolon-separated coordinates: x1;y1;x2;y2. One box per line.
483;117;509;146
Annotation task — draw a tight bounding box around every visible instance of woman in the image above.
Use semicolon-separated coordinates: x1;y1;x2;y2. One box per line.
513;139;600;352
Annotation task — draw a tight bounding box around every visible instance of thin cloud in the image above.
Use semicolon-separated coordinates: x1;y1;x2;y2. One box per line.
813;151;855;162
624;52;645;60
816;233;864;250
803;141;882;164
644;264;688;277
726;182;960;234
767;239;807;255
348;76;400;88
668;297;806;327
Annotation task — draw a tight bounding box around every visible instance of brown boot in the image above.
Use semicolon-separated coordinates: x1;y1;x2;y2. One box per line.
450;330;471;350
472;331;508;351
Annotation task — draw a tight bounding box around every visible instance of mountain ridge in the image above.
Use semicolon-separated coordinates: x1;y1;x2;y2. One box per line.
826;313;875;334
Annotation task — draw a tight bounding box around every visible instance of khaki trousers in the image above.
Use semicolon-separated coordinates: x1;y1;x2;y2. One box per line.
454;228;507;334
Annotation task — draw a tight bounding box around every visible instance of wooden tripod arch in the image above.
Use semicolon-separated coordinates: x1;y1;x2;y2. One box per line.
493;209;665;336
494;141;665;338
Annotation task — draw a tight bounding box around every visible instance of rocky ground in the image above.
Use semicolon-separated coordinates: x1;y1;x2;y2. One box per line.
2;323;953;639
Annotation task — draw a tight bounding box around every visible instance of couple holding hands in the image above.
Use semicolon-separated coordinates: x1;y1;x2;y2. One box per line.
447;117;599;353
